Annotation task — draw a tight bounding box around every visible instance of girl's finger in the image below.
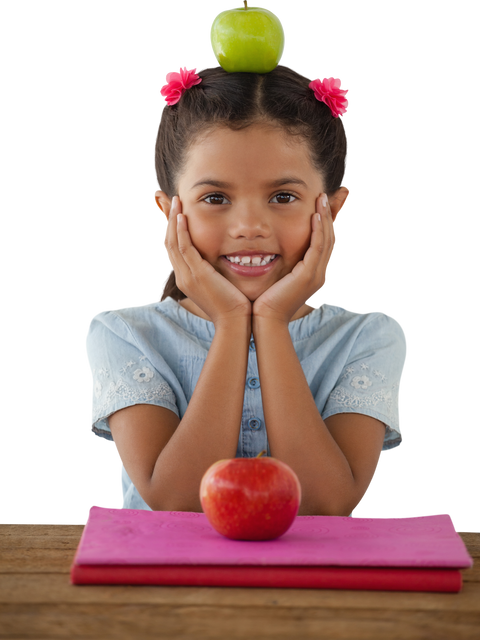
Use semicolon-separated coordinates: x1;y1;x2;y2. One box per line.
317;193;335;260
164;195;183;271
162;210;171;264
171;196;195;268
168;198;177;250
319;194;332;272
176;212;188;241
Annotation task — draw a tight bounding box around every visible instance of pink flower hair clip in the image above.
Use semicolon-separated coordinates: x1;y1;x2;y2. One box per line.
158;64;202;107
308;75;352;118
158;64;352;118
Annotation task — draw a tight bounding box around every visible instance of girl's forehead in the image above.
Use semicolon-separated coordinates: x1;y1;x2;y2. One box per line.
185;129;316;178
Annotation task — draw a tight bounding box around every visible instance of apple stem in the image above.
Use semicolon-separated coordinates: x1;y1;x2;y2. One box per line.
256;450;267;458
244;0;247;9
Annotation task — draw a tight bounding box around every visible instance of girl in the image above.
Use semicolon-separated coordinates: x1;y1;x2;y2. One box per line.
87;66;406;517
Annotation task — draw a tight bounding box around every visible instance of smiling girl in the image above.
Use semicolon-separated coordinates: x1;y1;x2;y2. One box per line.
87;66;406;516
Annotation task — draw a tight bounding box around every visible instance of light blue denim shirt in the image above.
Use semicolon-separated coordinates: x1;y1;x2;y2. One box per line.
87;296;406;510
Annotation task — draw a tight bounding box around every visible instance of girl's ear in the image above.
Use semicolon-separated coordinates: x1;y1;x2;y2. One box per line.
328;184;352;224
152;187;172;222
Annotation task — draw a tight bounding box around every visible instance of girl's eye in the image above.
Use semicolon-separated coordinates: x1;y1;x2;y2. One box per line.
203;191;297;204
203;194;230;205
270;192;297;204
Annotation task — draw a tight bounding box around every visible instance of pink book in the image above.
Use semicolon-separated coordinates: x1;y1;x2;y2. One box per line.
70;507;473;592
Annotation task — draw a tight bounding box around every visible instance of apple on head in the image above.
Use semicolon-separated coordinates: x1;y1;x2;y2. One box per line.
211;1;285;74
200;450;301;541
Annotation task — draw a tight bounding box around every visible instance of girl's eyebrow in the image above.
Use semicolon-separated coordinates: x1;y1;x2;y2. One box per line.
191;177;308;190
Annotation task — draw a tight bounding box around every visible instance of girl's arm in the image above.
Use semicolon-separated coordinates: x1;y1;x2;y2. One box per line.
252;317;376;516
148;321;251;513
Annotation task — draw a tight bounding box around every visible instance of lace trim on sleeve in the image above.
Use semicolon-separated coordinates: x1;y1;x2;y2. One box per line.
93;378;177;422
330;364;402;417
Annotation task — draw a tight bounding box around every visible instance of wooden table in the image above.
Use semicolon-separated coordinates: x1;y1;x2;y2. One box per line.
1;525;479;639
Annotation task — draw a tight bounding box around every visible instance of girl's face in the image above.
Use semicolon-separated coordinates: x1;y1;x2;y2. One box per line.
175;123;326;302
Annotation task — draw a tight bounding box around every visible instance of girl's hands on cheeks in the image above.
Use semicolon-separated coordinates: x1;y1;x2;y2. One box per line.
253;194;334;325
165;196;252;328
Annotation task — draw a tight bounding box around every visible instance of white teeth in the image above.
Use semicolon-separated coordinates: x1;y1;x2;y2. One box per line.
226;254;276;266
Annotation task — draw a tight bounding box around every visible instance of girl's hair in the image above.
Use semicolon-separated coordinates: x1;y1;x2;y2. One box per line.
156;65;347;302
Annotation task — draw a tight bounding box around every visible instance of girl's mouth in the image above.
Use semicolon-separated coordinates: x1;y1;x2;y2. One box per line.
221;255;279;277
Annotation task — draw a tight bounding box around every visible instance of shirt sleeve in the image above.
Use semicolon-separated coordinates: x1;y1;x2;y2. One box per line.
86;311;179;441
322;313;406;450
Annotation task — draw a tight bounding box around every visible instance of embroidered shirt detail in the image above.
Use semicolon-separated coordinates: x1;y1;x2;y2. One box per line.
351;375;373;390
133;367;154;383
330;362;402;415
89;356;175;424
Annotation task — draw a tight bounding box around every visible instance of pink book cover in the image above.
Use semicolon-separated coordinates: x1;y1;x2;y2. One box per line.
70;507;473;591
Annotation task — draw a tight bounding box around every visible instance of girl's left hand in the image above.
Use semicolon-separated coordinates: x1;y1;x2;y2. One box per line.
252;194;334;324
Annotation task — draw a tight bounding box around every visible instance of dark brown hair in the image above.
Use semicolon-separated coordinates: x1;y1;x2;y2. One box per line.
155;65;347;302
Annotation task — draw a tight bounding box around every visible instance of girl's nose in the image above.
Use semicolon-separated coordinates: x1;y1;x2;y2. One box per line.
229;205;271;240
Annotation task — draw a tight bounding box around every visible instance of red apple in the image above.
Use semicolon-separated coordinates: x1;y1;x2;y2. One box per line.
200;451;301;541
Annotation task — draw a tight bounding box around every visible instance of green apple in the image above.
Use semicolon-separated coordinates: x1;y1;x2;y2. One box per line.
211;1;284;74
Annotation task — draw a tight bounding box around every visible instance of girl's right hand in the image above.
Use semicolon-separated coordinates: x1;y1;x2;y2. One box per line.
164;196;252;327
